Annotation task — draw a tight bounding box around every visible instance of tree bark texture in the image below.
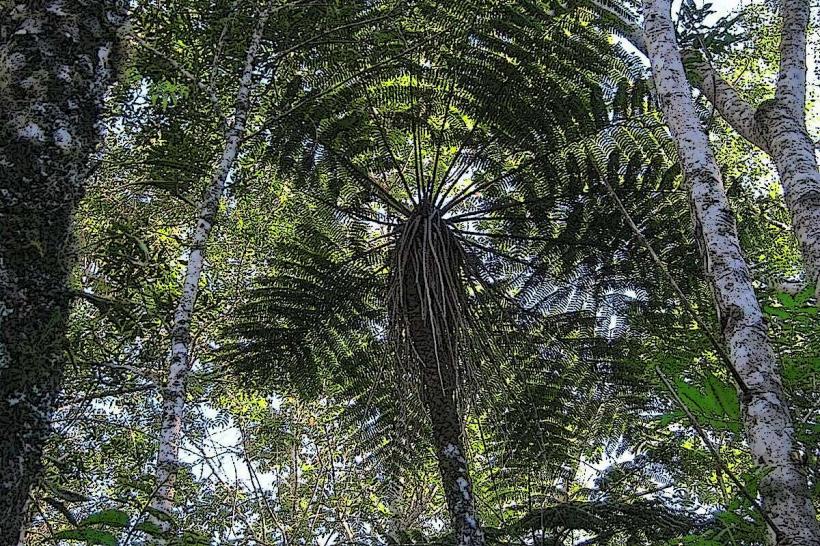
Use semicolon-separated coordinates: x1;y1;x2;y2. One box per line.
0;2;125;543
611;0;820;291
399;211;485;546
688;0;820;294
642;0;820;543
150;5;271;529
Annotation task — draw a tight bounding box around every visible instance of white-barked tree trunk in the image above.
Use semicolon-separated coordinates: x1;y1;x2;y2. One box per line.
150;4;271;530
642;0;820;543
661;0;820;294
603;0;820;293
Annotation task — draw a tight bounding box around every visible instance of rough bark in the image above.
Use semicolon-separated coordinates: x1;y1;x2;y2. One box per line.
0;2;125;543
399;210;485;546
150;5;270;528
689;57;762;147
642;0;820;544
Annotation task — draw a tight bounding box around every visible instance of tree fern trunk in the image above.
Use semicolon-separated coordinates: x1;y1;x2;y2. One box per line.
0;2;125;543
150;5;270;529
642;0;820;543
400;217;485;546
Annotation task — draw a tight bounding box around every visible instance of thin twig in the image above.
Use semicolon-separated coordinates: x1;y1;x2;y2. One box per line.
594;161;750;394
30;495;57;544
656;369;781;539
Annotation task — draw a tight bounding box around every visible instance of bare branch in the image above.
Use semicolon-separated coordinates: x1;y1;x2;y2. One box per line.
688;56;764;149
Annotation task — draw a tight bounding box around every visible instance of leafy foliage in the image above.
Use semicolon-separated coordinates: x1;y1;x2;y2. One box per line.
16;0;819;544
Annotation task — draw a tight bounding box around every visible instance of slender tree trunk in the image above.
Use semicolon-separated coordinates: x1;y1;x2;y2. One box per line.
756;100;820;294
400;211;485;546
150;5;270;528
642;0;820;543
685;0;820;292
0;2;125;543
606;0;820;290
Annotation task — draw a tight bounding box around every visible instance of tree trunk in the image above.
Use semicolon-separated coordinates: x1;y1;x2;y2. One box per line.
608;0;820;291
399;212;485;546
753;101;820;294
642;0;820;543
0;2;125;543
150;5;270;529
685;0;820;293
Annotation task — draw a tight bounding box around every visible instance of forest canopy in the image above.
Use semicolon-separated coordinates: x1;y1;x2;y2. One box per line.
1;0;819;545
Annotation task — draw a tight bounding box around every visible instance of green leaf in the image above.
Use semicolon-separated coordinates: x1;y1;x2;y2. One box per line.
676;379;719;416
717;510;742;526
704;372;739;420
776;292;796;308
80;509;130;528
657;410;684;427
134;521;164;537
794;285;814;305
53;528;118;546
675;380;703;409
763;305;789;319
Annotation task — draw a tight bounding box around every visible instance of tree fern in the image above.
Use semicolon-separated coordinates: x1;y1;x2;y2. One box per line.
221;2;702;542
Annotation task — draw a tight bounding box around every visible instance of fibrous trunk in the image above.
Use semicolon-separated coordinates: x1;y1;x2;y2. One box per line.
394;206;485;545
151;5;270;529
642;0;820;543
0;2;125;543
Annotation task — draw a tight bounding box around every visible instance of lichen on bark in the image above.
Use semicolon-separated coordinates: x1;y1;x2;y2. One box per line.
0;1;127;543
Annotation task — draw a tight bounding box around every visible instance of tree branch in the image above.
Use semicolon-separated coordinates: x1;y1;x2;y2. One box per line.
687;56;764;149
588;1;765;150
775;0;809;121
